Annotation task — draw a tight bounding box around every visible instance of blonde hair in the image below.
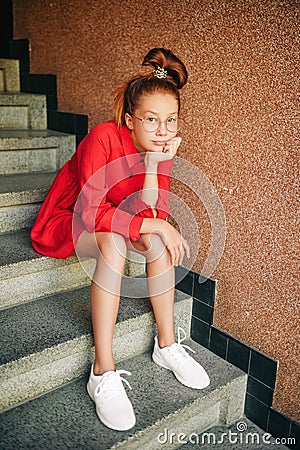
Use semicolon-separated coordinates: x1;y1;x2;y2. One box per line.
114;48;188;129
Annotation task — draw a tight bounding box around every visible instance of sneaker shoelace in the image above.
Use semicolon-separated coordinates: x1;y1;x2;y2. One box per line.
166;327;195;368
94;369;132;401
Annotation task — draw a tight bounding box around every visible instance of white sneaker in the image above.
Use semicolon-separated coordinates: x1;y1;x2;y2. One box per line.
152;327;210;389
87;366;136;431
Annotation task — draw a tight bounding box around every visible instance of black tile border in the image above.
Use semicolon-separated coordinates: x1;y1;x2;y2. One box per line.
192;298;213;325
191;316;210;348
227;335;251;373
175;265;194;296
245;393;270;431
175;265;299;448
194;273;216;305
268;407;292;439
8;38;88;146
209;326;228;359
247;376;274;407
249;348;277;390
0;0;13;58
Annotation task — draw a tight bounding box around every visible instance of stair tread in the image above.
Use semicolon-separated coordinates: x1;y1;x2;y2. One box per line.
0;285;188;365
0;230;81;285
0;229;41;267
0;92;45;100
0;286;91;365
0;171;56;195
0;128;73;139
0;172;56;209
0;346;245;450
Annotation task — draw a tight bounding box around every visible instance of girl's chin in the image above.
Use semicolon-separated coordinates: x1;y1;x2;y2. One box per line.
148;146;166;152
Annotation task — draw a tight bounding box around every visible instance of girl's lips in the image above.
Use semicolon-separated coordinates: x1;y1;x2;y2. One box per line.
152;141;168;146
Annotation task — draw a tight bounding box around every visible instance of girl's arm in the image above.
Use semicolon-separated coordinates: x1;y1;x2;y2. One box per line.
141;155;159;217
141;137;182;216
139;137;189;266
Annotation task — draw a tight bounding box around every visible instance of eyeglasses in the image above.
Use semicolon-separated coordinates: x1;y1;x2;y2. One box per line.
131;114;179;133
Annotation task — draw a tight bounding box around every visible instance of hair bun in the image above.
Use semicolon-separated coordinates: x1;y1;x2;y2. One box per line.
142;48;188;89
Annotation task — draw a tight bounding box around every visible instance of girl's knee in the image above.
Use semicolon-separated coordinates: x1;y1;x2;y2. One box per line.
96;232;127;262
92;233;126;287
139;233;167;262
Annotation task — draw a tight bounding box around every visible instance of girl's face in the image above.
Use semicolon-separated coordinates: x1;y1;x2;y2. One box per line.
125;92;179;153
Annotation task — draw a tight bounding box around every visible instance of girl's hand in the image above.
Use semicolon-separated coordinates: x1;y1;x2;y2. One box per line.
140;218;190;266
145;137;182;167
162;136;182;157
156;219;190;266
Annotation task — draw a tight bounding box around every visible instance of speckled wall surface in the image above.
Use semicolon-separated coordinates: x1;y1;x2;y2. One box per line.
13;0;299;421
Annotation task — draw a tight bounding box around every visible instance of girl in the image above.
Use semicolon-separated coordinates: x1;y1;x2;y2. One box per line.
31;48;210;431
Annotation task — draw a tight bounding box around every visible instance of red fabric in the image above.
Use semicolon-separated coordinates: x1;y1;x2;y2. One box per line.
30;121;172;259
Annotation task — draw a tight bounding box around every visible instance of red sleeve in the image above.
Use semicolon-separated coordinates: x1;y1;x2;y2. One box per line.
76;126;143;240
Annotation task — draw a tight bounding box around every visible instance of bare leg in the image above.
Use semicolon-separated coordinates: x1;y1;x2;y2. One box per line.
76;231;127;375
129;233;176;348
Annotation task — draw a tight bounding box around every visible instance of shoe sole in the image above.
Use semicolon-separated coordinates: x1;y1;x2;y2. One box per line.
87;383;136;431
152;353;210;390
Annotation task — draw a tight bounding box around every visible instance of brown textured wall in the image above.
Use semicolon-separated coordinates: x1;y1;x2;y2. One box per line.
13;0;299;421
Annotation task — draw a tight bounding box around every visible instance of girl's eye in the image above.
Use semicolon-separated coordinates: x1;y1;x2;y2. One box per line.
167;116;176;123
146;117;158;123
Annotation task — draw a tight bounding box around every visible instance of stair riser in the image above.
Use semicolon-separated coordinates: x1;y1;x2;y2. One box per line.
0;203;40;233
0;260;93;309
0;336;93;412
219;375;247;426
0;297;192;412
0;148;74;175
0;70;4;92
0;148;75;175
0;59;20;92
0;148;57;174
0;188;47;208
0;247;145;309
0;105;29;129
0;94;47;129
113;375;247;450
0;135;75;175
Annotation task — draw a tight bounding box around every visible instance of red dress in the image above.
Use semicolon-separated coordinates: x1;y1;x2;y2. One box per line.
30;121;172;259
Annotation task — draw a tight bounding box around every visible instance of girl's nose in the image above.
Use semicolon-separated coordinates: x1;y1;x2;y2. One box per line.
156;121;168;135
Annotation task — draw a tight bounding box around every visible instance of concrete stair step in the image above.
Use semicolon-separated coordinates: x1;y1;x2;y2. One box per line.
0;346;247;450
0;59;20;92
0;129;75;174
0;230;146;309
0;229;92;308
0;286;192;412
0;92;47;129
0;172;56;233
0;69;4;92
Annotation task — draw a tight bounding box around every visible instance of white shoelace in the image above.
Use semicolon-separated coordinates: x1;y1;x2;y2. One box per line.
165;327;195;367
94;369;132;400
176;327;196;354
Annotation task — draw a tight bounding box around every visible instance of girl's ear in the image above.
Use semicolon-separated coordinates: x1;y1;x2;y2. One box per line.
125;113;134;130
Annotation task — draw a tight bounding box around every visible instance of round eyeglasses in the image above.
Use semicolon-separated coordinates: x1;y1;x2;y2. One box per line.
131;114;179;133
